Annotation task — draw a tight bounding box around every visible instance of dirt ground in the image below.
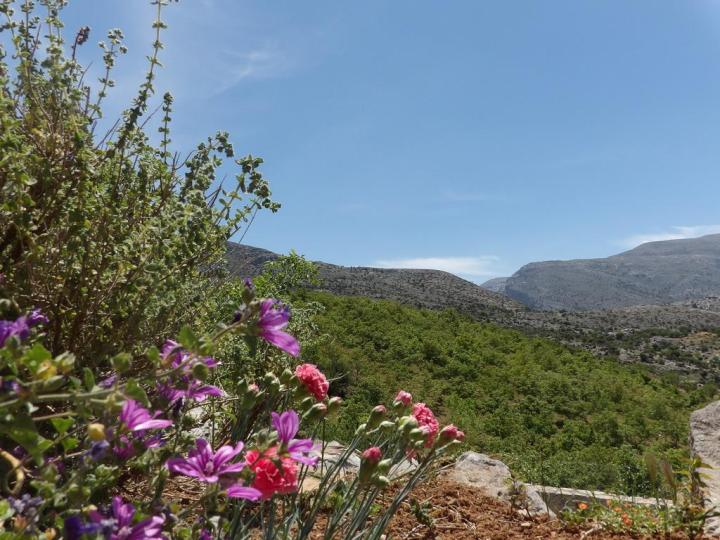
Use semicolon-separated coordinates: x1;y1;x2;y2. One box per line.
380;479;702;540
122;474;715;539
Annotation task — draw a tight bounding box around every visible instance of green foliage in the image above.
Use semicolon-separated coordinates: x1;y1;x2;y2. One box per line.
202;251;324;386
0;0;279;363
301;291;709;494
562;456;718;538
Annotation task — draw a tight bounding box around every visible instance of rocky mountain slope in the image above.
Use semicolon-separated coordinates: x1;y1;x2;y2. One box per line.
226;242;720;379
502;234;720;311
227;242;523;317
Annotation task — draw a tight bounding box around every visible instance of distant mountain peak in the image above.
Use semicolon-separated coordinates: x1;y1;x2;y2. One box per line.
503;233;720;311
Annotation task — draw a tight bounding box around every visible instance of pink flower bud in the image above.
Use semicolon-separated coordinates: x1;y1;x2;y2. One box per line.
394;390;412;407
439;424;464;442
361;446;383;464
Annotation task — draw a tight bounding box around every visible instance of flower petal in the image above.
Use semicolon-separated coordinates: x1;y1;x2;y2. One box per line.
226;485;262;501
259;329;300;357
132;418;173;431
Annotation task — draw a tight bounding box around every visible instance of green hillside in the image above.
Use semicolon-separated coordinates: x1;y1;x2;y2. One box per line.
300;291;714;494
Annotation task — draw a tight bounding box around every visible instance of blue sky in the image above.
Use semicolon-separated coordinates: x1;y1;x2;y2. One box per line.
58;1;720;281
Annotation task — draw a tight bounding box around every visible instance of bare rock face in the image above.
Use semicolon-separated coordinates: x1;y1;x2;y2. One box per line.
690;400;720;535
446;452;552;516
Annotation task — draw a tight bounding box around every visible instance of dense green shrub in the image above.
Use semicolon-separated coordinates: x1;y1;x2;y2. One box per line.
301;291;709;494
0;0;278;363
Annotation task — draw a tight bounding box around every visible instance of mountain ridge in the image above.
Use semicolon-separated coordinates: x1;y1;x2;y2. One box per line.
226;241;720;380
503;234;720;311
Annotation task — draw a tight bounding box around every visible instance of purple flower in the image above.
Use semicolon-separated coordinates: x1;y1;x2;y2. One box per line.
199;530;213;540
120;400;173;432
161;340;218;371
88;440;110;461
166;439;247;483
87;497;166;540
64;515;102;540
100;374;118;388
8;494;42;530
0;309;46;348
157;379;222;405
271;410;318;467
113;401;172;459
157;341;222;406
256;300;300;357
0;377;20;394
27;309;49;327
225;483;262;501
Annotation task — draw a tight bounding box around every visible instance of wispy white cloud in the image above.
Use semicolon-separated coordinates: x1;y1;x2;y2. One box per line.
209;46;289;96
619;225;720;248
372;256;502;278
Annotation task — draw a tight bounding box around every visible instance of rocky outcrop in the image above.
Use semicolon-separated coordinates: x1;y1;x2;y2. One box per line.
690;400;720;535
446;452;552;516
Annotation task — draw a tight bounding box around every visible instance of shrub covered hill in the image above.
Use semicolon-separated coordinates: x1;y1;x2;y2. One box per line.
227;244;717;493
227;242;720;381
299;291;709;494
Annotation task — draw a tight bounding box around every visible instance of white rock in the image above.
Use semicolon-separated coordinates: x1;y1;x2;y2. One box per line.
446;451;552;516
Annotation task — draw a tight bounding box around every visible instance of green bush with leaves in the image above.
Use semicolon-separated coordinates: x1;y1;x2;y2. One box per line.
201;251;325;385
0;0;279;363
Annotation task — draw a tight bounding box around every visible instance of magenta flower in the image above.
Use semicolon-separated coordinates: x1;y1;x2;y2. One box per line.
158;379;223;404
88;496;166;540
113;401;172;459
271;410;318;467
113;434;164;460
161;340;218;370
157;340;222;404
166;439;249;484
256;300;300;357
0;309;47;348
120;400;173;432
225;484;262;501
361;446;383;463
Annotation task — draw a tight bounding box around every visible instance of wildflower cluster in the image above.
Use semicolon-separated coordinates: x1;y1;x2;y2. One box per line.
0;279;461;539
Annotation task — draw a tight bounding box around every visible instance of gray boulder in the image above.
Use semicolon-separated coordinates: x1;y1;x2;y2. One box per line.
690;400;720;535
315;441;416;480
447;451;552;516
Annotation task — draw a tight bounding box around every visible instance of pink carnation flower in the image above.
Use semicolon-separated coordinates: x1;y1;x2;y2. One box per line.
245;447;298;499
294;363;329;401
411;403;439;447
